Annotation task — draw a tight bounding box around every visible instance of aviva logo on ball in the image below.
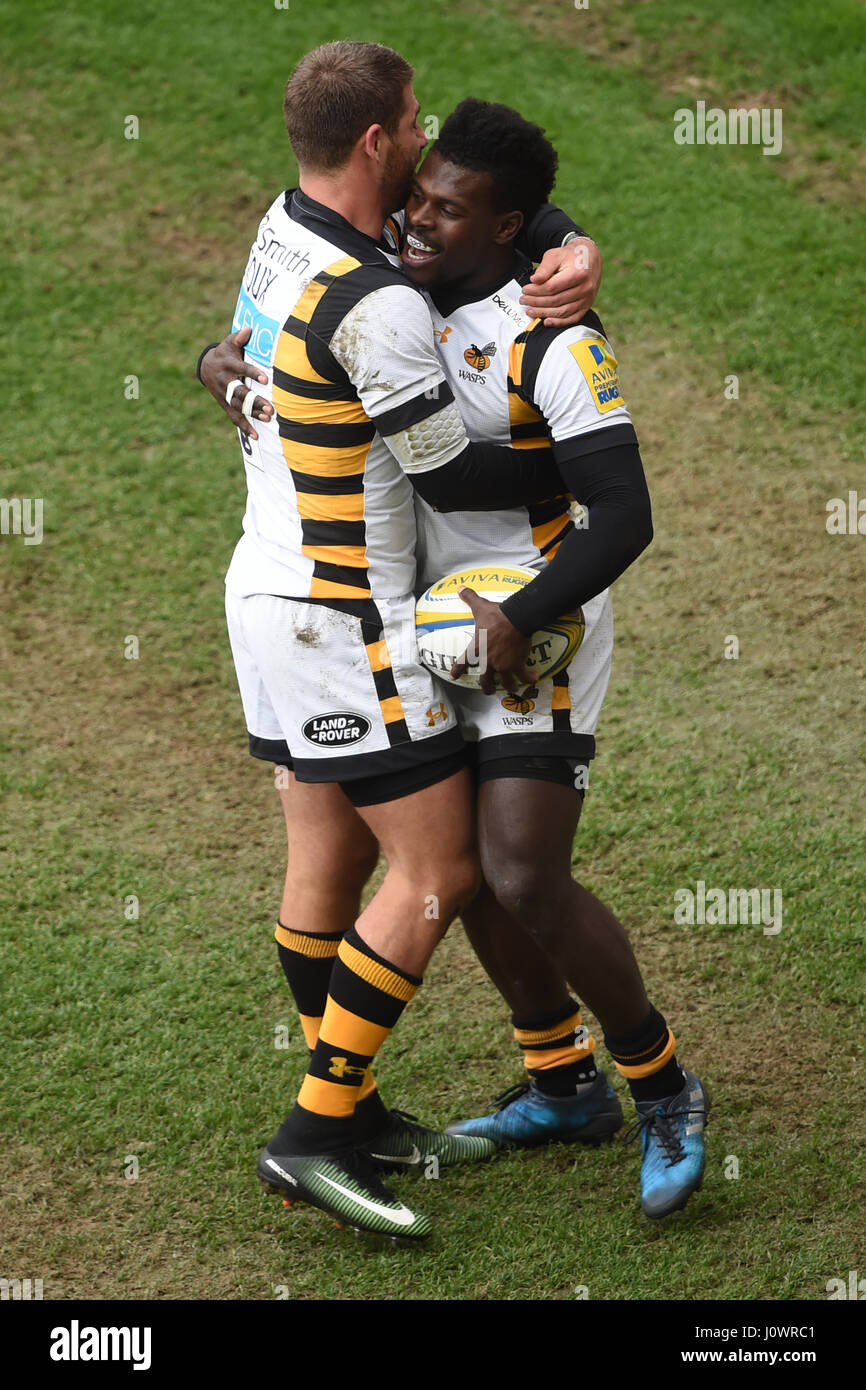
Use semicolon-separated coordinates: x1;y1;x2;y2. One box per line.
415;564;584;690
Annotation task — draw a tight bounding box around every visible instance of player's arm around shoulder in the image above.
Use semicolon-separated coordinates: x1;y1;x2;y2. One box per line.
521;241;602;327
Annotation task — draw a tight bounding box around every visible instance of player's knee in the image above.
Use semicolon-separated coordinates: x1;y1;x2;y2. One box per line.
285;841;378;920
425;850;482;923
484;857;563;932
345;836;381;891
297;834;378;895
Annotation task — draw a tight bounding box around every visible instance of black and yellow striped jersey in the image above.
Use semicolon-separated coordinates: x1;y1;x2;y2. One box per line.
411;253;634;591
224;189;471;605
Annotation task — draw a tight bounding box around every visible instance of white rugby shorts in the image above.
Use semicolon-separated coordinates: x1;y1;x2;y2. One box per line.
446;590;613;764
225;589;463;782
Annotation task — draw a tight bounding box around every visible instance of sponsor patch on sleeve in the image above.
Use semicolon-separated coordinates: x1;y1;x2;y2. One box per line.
567;337;625;414
232;284;279;368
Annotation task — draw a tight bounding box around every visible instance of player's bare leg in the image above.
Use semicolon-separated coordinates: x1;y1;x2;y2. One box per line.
476;778;649;1029
350;767;480;976
278;773;380;932
454;826;626;1147
461;881;571;1020
274;772;382;1100
274;771;490;1165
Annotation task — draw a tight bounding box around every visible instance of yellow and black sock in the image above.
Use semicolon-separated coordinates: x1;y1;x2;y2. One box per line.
274;926;420;1154
274;922;384;1116
604;1005;684;1103
513;999;598;1096
275;922;341;1052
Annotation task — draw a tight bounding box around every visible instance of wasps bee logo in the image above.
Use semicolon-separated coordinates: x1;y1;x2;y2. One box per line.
501;687;537;714
463;341;497;372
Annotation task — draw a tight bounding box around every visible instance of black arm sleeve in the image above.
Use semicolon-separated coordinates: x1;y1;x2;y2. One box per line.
409;441;565;513
519;203;588;262
499;432;653;634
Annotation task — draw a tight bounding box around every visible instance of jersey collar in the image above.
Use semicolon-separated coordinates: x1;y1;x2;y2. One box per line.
286;187;393;262
427;252;533;318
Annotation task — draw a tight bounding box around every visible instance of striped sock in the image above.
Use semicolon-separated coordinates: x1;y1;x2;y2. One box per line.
604;1006;684;1103
513;999;598;1096
275;923;341;1051
275;923;380;1105
275;927;420;1154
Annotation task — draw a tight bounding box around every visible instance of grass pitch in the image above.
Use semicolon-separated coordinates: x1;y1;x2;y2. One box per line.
1;0;864;1301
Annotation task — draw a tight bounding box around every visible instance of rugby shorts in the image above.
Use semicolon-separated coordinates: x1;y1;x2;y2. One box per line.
225;589;464;786
446;589;613;784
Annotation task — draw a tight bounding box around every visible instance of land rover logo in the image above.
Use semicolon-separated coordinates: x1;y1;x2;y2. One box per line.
302;713;371;746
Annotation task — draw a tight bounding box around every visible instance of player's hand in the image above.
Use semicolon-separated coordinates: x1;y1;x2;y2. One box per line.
199;327;274;439
450;587;535;695
520;238;602;327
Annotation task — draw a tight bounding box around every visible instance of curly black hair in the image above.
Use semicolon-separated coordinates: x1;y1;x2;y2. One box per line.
432;98;558;222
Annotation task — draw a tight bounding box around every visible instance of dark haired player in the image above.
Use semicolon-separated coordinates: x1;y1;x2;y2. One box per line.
395;100;709;1218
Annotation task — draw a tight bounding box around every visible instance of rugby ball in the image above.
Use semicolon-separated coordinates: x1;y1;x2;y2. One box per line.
415;564;584;690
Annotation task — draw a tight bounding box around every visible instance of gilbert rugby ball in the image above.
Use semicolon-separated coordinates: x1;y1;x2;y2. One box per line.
415;564;584;690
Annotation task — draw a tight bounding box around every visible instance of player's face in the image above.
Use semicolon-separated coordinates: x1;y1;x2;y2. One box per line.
381;85;428;214
402;151;514;290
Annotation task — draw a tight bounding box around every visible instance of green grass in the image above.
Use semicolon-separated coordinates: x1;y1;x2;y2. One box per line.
518;0;866;143
1;0;864;1300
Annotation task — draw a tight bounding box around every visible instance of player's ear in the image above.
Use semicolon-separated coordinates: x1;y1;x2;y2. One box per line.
362;123;385;160
494;210;524;245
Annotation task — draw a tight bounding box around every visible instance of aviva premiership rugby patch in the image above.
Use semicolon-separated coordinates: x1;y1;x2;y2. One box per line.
568;337;624;414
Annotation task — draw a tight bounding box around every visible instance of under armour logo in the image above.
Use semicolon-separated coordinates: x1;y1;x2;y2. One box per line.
328;1056;367;1079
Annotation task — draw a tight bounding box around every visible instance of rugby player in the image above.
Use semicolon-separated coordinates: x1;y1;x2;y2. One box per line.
198;43;606;1241
400;101;710;1220
202;95;710;1223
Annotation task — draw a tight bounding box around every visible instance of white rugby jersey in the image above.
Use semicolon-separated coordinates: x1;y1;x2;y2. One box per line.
410;262;635;590
224;190;469;605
